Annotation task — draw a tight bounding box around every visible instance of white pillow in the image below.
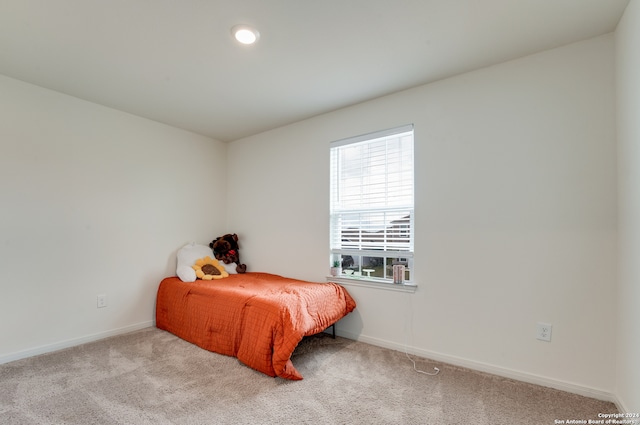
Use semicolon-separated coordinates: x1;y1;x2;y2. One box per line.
176;242;237;282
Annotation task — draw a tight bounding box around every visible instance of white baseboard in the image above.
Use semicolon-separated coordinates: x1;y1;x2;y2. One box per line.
0;321;155;365
337;329;617;404
612;394;631;415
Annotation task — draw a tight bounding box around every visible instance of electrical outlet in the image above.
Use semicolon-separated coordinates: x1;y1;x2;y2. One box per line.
536;322;552;342
97;294;107;308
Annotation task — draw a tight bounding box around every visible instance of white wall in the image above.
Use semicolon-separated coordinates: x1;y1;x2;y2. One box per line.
616;0;640;413
0;74;227;362
228;35;617;398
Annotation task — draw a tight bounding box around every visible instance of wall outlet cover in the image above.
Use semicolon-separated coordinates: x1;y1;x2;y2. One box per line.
536;322;552;342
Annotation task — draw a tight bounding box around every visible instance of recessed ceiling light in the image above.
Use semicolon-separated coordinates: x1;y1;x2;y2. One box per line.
231;25;260;45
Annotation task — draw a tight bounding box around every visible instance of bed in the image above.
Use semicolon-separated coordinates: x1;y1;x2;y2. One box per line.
155;272;356;380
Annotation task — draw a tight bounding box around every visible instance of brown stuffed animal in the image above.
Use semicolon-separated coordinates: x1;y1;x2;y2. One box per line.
210;233;247;273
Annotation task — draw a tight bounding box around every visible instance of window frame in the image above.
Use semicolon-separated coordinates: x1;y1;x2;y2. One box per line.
329;124;416;289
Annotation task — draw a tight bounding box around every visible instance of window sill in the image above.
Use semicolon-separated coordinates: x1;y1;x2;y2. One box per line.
326;276;417;293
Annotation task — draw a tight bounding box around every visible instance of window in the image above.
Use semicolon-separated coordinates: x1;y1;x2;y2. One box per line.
330;124;414;284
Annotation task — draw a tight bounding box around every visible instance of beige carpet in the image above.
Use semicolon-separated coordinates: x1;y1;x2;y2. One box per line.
0;327;616;425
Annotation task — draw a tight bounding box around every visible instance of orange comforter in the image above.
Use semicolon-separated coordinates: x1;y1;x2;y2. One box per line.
155;272;356;380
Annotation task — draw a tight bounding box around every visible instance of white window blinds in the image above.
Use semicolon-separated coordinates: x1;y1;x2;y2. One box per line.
330;125;414;282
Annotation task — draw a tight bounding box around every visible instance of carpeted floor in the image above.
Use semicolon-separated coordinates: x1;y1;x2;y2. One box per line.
0;327;617;424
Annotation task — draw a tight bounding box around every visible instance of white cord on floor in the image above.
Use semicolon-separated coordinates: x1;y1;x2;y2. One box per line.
403;291;440;376
405;350;440;375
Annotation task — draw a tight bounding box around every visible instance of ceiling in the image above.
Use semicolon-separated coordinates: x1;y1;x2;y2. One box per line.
0;0;630;142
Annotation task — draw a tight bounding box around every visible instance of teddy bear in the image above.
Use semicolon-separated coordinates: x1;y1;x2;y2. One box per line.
210;233;247;273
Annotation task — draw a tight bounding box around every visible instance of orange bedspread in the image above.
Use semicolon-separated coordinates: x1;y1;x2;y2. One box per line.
155;272;356;380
